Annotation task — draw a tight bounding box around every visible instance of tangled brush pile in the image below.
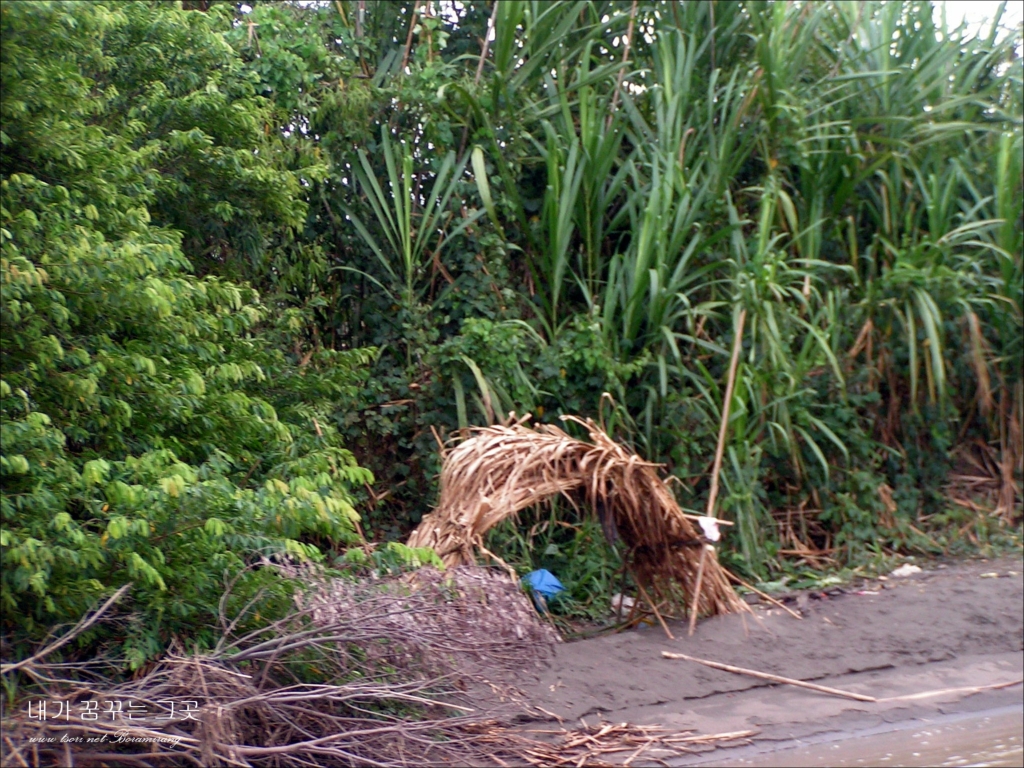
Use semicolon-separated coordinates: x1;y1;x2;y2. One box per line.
1;566;556;767
407;416;749;623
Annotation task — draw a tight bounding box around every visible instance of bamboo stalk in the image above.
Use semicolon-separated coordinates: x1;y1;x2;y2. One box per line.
474;0;498;86
688;309;746;634
661;651;877;702
400;4;419;74
606;0;639;127
457;0;500;159
707;308;747;518
688;545;709;637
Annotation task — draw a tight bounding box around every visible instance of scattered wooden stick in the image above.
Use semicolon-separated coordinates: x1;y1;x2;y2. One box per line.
532;705;565;723
661;651;877;702
519;722;756;767
2;735;29;768
623;738;653;766
723;568;803;620
664;730;758;744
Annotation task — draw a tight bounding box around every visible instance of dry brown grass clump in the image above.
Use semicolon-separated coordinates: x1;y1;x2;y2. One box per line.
407;415;749;624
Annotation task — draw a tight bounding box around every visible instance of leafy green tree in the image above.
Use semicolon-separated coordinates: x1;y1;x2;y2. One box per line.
1;1;371;669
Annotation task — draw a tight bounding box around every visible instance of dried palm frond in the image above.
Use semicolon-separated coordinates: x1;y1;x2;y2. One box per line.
408;416;750;622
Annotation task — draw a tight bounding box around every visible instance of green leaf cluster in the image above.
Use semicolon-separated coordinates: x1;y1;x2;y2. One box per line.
1;1;371;667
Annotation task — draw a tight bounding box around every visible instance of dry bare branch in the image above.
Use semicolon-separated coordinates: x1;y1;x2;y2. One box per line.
1;568;558;768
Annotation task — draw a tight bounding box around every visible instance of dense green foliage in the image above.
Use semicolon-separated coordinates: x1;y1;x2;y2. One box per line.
230;0;1019;568
1;0;1021;662
1;1;371;668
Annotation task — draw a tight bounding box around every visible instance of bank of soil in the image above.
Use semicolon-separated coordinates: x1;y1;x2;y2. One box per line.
522;555;1024;764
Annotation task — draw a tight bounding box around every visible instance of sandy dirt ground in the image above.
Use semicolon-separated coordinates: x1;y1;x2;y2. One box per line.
521;555;1024;764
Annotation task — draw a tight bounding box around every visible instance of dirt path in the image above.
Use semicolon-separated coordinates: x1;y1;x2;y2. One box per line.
521;555;1023;763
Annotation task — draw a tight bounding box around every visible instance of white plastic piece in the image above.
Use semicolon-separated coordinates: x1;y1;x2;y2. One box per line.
698;516;722;542
611;593;635;612
890;564;923;577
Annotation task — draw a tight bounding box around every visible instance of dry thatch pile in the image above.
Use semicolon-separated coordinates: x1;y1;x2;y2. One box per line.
408;416;749;625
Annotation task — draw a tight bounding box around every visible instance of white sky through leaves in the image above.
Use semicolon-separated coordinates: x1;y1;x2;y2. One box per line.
939;0;1024;39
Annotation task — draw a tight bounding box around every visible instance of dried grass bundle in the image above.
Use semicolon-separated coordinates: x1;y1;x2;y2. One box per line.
408;416;749;623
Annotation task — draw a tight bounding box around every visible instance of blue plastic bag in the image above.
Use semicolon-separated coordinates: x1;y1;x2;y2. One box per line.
522;569;565;613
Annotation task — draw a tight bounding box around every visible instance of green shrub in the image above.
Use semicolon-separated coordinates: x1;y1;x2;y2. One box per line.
1;1;371;670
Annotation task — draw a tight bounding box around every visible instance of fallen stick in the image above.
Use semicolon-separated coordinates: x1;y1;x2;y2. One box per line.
623;738;653;766
532;705;565;723
635;579;675;640
663;729;757;743
661;651;877;702
877;678;1023;703
723;568;803;620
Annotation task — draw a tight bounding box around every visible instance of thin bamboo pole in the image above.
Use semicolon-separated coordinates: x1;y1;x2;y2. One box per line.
690;309;746;635
687;545;709;637
400;4;419;74
662;652;877;702
606;0;639;128
706;308;747;518
458;0;500;159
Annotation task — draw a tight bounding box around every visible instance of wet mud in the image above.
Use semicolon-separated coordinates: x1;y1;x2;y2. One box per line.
522;556;1024;765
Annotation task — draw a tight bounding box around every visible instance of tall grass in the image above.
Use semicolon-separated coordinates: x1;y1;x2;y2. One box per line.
344;1;1022;574
475;0;1021;572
